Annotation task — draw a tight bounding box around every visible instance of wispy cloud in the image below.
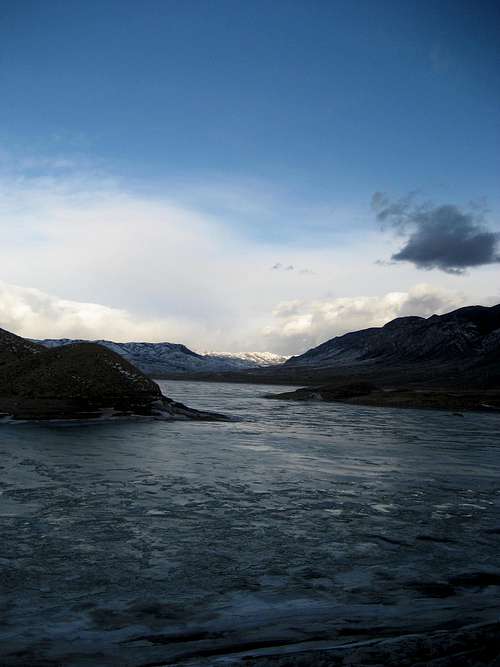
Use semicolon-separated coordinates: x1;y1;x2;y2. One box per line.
429;43;452;75
271;263;315;274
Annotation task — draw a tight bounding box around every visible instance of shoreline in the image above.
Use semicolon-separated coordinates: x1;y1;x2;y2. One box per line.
263;385;500;414
208;619;500;666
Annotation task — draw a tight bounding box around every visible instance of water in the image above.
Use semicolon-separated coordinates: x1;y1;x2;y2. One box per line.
0;380;499;666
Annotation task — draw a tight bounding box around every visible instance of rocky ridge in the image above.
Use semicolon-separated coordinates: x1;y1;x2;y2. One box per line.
286;304;500;368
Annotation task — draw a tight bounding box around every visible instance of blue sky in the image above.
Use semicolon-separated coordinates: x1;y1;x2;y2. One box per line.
0;1;499;352
2;0;500;201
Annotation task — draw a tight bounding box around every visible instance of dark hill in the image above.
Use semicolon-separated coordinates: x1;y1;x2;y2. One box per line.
180;304;500;393
0;331;226;421
286;304;500;368
0;327;45;366
0;342;161;400
259;304;500;411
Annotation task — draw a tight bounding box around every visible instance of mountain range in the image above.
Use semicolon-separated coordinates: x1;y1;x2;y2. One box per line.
36;339;287;376
28;304;500;389
156;304;500;396
3;302;500;414
286;304;500;369
262;304;500;411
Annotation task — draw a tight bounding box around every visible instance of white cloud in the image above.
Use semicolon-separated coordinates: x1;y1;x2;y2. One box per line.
0;162;498;354
0;281;195;343
261;284;485;354
0;168;383;350
1;280;493;358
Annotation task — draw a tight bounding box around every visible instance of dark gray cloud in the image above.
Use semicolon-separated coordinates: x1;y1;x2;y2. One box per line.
372;193;500;274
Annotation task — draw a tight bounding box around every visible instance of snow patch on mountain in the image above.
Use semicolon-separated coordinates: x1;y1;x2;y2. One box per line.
201;350;288;368
36;339;288;375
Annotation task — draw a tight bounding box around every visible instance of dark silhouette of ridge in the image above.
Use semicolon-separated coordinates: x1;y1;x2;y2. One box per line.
0;329;226;421
286;304;500;368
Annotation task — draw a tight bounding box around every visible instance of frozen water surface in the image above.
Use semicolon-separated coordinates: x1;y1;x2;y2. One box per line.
0;380;499;665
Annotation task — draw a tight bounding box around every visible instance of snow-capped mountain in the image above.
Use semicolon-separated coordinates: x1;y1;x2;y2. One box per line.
201;350;288;369
36;339;288;375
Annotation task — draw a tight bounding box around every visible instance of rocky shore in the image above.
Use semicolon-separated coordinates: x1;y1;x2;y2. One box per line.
265;381;500;413
238;620;500;667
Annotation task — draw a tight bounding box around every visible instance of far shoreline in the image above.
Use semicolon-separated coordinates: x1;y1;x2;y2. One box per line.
156;376;500;415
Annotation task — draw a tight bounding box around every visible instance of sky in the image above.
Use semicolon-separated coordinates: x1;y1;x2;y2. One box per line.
0;0;499;354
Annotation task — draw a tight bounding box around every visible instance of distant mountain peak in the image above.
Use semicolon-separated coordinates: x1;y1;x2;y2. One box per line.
35;338;288;375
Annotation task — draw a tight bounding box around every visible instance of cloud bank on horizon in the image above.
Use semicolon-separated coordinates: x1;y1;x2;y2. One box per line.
261;284;494;355
0;279;486;357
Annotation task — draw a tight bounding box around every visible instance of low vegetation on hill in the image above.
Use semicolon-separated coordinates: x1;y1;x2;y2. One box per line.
0;328;225;422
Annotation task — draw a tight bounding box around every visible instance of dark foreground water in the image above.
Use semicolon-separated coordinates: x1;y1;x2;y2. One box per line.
1;380;499;666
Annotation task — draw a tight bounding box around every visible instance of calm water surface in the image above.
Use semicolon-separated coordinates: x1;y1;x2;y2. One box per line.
0;380;499;665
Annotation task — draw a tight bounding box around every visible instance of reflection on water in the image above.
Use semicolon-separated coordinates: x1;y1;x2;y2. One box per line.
0;380;499;665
